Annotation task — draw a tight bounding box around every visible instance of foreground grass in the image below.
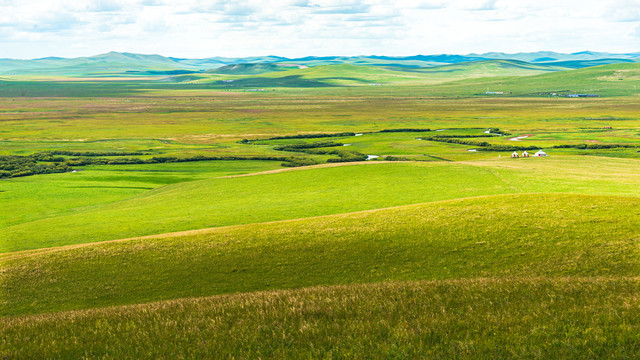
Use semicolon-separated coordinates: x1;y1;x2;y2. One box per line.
2;277;639;359
3;193;640;316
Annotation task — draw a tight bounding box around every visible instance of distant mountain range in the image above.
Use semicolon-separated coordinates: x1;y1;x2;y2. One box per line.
0;51;638;77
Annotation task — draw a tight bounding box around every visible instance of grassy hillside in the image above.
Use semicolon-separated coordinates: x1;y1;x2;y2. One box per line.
0;52;201;77
209;63;293;75
0;162;511;251
3;193;640;317
408;59;568;75
1;61;639;97
172;61;567;87
3;278;639;359
538;58;637;69
1;51;637;77
436;62;640;97
3;157;640;252
0;160;282;229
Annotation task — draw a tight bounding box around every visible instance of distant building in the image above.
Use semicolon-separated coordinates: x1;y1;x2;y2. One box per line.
522;151;530;157
486;91;504;94
511;151;519;158
534;150;548;157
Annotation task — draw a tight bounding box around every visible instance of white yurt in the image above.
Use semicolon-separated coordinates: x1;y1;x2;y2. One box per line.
535;150;548;157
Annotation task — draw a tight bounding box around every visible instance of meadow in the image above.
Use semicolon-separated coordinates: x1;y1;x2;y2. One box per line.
2;62;640;358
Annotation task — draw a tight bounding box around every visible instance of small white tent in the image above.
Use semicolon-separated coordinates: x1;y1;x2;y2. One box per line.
535;150;548;157
511;151;519;158
522;151;529;157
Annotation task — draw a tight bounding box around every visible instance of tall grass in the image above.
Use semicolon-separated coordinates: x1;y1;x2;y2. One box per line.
2;277;639;359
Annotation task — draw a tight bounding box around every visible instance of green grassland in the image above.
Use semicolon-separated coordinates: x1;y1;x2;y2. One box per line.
0;160;281;229
3;194;640;357
3;278;639;359
3;193;640;316
3;157;640;252
3;61;640;358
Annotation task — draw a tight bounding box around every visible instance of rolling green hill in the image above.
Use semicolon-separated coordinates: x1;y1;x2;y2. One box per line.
538;58;638;69
1;51;637;77
3;192;640;317
431;62;640;97
3;156;640;253
209;63;293;75
3;193;640;357
0;52;201;77
171;60;568;87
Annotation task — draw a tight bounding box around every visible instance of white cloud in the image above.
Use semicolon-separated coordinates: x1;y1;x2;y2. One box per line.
0;0;638;58
462;0;498;11
601;0;640;22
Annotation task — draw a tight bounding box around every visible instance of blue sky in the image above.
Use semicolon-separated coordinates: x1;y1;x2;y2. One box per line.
1;0;639;59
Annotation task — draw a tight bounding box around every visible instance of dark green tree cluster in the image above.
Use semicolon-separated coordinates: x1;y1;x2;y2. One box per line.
421;136;540;151
0;152;320;179
378;128;431;133
0;154;70;178
263;132;356;141
428;134;495;139
47;151;146;156
552;144;640;149
384;156;413;161
489;128;511;136
273;141;344;151
272;141;367;162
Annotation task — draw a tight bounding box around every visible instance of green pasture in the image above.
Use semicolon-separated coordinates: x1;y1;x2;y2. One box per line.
2;193;640;317
1;93;639;146
0;160;281;229
2;156;640;253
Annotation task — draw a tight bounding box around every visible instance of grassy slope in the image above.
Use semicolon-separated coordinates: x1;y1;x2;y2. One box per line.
2;157;640;252
3;193;640;316
436;62;640;97
209;63;290;75
0;162;509;251
3;278;639;359
0;160;281;229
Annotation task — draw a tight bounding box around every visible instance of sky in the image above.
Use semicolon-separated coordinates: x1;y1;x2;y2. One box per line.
0;0;639;59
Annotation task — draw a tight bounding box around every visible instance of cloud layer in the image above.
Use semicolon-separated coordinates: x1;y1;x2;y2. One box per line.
0;0;639;58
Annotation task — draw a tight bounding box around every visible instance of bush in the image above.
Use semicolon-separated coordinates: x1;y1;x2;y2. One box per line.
378;128;431;133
